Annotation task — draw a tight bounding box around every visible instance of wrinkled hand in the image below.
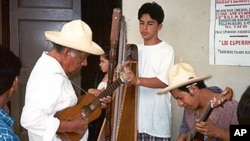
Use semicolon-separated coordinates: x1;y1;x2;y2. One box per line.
71;114;88;135
88;88;104;97
99;96;112;108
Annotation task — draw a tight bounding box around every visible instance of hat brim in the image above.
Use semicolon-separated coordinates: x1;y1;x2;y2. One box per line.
157;75;212;94
45;31;104;55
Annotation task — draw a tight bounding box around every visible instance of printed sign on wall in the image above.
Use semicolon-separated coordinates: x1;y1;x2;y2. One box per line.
209;0;250;66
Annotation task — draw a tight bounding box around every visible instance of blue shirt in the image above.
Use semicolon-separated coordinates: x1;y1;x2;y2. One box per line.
0;109;20;141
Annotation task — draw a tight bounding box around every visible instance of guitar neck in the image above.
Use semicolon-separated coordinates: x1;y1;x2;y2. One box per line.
97;78;123;99
197;104;213;122
83;78;123;115
188;103;213;141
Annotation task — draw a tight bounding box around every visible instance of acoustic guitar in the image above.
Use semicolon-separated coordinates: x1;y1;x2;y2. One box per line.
186;90;233;141
54;68;128;141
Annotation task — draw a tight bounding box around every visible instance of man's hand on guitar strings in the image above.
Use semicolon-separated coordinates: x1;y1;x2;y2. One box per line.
99;96;112;108
64;114;88;135
57;113;88;135
88;88;105;97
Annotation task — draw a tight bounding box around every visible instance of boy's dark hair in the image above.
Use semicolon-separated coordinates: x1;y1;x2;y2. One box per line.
178;80;207;93
138;2;165;24
0;45;21;95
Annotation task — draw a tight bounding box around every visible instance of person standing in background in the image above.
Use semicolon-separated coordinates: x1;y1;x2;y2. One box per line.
88;49;110;97
87;49;110;141
125;2;175;140
0;45;21;141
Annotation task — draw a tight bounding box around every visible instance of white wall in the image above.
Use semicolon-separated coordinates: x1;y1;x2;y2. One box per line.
123;0;250;140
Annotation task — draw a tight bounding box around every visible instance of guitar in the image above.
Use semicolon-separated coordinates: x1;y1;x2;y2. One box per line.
54;68;128;141
186;90;233;141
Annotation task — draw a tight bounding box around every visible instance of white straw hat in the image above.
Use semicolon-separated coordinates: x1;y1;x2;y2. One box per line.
45;20;104;55
158;62;211;94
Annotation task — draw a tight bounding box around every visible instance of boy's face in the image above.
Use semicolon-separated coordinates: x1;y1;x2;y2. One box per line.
139;14;162;42
171;88;199;110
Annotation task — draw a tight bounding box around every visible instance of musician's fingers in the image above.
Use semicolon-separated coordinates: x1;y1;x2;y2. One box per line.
124;67;131;74
195;121;207;128
73;117;89;135
124;60;130;66
100;103;107;108
107;96;112;102
100;96;112;104
195;125;206;135
124;69;137;85
81;113;86;118
100;87;105;91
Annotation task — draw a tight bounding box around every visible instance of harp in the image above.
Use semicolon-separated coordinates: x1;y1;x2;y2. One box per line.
98;8;138;141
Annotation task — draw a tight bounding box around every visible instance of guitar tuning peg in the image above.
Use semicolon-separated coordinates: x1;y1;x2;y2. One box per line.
222;90;228;95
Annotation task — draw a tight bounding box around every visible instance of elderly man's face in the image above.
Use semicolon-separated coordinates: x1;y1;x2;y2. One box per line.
64;49;89;75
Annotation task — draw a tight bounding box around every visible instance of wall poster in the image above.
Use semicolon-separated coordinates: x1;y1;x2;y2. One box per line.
209;0;250;66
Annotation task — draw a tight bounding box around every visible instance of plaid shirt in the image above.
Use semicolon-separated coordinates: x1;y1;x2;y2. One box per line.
0;109;20;141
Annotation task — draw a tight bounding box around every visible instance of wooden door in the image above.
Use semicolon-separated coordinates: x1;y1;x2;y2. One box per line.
9;0;81;140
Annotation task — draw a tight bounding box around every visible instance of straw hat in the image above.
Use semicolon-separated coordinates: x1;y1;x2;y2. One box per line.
45;20;104;55
158;62;211;94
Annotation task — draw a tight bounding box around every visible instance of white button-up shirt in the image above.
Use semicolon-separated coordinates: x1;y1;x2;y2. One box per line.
21;52;88;141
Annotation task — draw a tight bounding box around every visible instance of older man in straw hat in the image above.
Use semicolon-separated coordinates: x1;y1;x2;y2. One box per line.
158;62;238;141
20;20;111;141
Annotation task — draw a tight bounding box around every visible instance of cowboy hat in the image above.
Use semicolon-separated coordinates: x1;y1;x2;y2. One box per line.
158;62;211;94
45;20;104;55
